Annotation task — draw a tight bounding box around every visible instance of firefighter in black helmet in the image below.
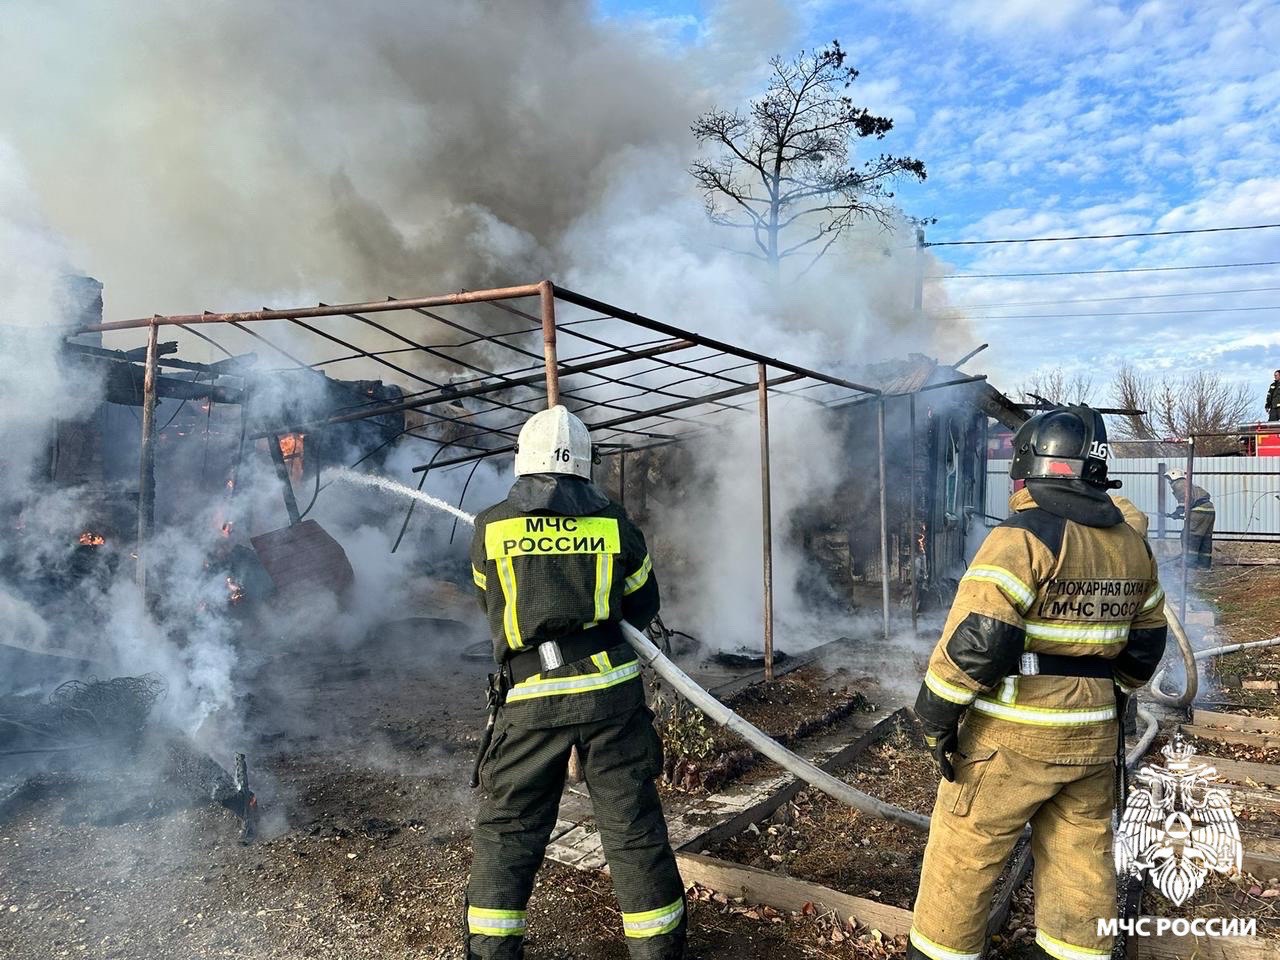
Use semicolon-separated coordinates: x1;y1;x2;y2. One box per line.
908;405;1167;960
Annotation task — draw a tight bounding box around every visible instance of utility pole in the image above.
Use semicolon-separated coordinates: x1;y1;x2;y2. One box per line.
913;226;925;322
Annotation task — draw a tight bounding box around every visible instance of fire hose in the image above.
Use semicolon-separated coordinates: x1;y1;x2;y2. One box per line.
1149;603;1199;708
619;620;930;831
1151;630;1280;708
355;472;1187;832
386;487;933;832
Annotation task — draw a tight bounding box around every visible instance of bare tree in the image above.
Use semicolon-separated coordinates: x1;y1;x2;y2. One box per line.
1017;368;1097;408
689;41;926;279
1112;364;1252;454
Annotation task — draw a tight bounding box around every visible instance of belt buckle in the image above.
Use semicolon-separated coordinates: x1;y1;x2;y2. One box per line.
538;641;565;672
1019;652;1040;676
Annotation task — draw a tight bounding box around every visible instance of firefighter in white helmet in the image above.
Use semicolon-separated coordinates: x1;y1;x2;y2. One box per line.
465;405;684;959
1164;468;1215;568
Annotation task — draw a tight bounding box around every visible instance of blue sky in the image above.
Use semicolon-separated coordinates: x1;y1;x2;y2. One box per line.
597;0;1280;402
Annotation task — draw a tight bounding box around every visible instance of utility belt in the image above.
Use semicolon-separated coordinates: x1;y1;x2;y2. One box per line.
505;623;624;685
1191;497;1213;510
1015;651;1113;679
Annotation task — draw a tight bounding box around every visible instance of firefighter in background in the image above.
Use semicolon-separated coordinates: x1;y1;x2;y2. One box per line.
1266;369;1280;421
465;405;684;960
908;405;1168;960
1165;468;1214;569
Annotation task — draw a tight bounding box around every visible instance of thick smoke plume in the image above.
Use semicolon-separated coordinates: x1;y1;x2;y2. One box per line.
0;0;970;718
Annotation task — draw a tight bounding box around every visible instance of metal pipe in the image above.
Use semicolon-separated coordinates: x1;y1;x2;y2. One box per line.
758;364;775;682
136;322;160;590
909;393;918;634
412;372;805;472
260;339;696;436
77;284;547;334
539;281;560;407
877;397;890;641
552;286;883;396
1157;462;1167;541
1181;439;1194;624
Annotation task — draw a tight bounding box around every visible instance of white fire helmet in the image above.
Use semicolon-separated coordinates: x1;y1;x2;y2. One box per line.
514;405;593;479
1166;468;1186;482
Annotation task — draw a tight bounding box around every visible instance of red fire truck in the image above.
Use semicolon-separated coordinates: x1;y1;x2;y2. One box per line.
1237;423;1280;456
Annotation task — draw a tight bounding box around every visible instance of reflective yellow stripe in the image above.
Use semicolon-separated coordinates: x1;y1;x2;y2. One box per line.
472;565;488;590
467;906;526;937
1140;586;1164;613
1025;621;1129;645
622;897;684;938
485;516;620;558
909;928;982;960
1036;930;1110;960
623;555;652;595
593;552;614;623
924;669;976;705
495;556;523;650
972;697;1116;726
962;564;1035;612
506;661;641;702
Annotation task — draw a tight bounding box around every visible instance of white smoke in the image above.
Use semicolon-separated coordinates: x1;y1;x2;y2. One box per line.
0;1;972;720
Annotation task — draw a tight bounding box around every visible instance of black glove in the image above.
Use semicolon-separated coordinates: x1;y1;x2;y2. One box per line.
1167;507;1185;520
923;723;960;782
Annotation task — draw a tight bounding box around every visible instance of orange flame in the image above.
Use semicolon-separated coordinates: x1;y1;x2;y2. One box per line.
78;532;106;547
226;576;245;604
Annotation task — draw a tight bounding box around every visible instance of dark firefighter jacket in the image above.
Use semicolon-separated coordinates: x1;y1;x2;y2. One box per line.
1169;477;1212;510
1267;381;1280;412
470;474;660;728
915;485;1168;764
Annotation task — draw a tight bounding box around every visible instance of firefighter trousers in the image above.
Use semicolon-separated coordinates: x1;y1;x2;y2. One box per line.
908;737;1116;960
466;704;686;959
1185;507;1215;569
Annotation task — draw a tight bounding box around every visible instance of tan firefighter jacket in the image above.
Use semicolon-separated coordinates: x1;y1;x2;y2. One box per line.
916;487;1167;764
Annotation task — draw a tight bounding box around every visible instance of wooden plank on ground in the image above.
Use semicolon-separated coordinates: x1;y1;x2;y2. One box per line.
676;851;913;937
678;710;908;854
1181;724;1280;751
1135;929;1271;960
1194;710;1280;735
1194;756;1280;788
1243;849;1280;879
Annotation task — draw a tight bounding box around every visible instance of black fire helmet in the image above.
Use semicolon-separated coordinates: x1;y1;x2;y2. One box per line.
1009;404;1120;490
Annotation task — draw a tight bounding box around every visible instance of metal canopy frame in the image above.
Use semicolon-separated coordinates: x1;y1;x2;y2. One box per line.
80;280;985;671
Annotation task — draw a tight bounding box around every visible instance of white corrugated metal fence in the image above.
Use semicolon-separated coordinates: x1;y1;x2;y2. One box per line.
985;457;1280;540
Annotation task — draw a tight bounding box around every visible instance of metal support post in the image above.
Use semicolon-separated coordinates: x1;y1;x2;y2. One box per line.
909;394;918;634
758;363;775;682
1180;440;1194;624
136;322;160;590
539;280;560;408
877;397;891;641
1156;462;1166;541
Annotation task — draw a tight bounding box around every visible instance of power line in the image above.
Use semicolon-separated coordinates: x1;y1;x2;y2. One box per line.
958;284;1280;309
945;303;1280;321
939;259;1280;279
926;222;1280;247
